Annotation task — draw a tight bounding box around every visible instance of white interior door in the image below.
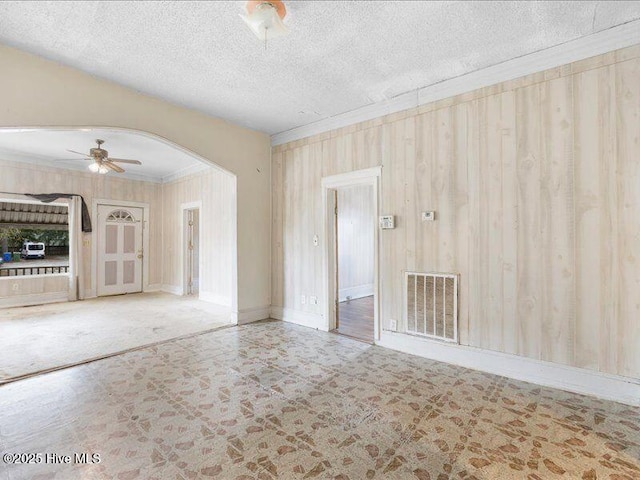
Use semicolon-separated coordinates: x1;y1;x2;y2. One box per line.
97;205;143;296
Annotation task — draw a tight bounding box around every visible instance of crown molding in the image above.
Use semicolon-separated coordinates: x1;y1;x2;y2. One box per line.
272;19;640;146
0;147;164;183
161;162;212;184
0;145;214;184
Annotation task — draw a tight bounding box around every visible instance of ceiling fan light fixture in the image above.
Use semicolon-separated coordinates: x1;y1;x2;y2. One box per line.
98;165;109;175
88;162;100;173
240;1;289;42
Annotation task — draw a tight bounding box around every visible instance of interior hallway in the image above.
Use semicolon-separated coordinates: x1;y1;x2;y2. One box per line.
0;292;233;383
335;295;374;343
1;320;637;479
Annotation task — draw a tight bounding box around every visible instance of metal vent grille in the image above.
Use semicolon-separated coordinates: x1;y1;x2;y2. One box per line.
405;272;458;343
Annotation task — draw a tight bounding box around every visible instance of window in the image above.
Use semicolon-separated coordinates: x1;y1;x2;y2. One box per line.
0;200;69;277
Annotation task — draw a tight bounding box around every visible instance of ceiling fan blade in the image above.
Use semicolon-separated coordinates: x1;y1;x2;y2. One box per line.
108;157;142;165
104;161;125;173
53;158;90;162
67;149;91;157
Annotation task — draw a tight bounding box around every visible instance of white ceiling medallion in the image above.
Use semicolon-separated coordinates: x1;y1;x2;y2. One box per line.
240;1;289;49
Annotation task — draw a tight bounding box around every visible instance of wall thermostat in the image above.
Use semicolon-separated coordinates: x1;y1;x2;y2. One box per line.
421;211;436;221
379;215;395;229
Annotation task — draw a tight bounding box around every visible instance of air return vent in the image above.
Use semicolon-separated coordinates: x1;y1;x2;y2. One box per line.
405;272;458;343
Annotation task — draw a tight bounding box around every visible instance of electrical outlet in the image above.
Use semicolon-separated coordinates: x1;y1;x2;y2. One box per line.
389;319;397;331
12;283;20;291
301;295;306;305
310;296;318;305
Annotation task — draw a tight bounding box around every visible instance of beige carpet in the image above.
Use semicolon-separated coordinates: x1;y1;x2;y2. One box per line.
0;292;233;383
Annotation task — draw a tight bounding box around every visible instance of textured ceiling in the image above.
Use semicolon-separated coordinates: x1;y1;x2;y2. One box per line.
0;1;639;136
0;129;207;182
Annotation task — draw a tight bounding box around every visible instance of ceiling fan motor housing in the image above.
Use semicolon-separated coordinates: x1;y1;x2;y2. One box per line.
90;147;108;161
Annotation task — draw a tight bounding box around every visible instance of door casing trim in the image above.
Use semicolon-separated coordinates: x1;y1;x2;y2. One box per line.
181;201;202;297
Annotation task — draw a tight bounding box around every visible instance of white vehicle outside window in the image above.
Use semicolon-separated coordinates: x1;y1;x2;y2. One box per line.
21;242;46;259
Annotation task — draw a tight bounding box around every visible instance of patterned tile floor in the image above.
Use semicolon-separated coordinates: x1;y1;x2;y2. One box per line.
0;320;638;479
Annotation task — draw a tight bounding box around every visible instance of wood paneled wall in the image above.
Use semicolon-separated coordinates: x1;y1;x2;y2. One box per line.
272;44;640;379
337;185;374;299
0;158;163;302
162;168;235;306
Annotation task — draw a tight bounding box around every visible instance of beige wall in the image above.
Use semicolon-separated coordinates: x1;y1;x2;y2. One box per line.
337;185;374;300
162;167;235;306
0;44;271;314
0;158;163;303
272;44;640;379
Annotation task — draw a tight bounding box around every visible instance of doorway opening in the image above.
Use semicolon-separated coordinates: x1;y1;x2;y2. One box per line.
183;206;200;296
322;167;381;344
334;185;375;342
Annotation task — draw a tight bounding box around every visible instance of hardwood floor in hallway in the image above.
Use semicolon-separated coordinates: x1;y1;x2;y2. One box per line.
334;295;374;343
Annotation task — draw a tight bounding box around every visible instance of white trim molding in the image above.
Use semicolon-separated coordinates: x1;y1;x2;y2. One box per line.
199;291;231;306
377;331;640;407
180;201;203;296
161;284;183;296
272;20;640;146
145;283;162;292
339;284;374;302
270;306;327;331
0;291;68;309
236;305;271;325
162;162;213;184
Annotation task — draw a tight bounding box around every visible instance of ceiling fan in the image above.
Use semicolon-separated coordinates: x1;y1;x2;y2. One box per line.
61;139;142;174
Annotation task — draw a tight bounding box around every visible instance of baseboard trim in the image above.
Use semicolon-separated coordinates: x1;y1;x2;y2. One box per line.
236;305;271;325
145;284;162;293
377;331;640;406
270;306;327;331
339;284;374;302
161;284;182;296
0;291;68;309
199;291;231;306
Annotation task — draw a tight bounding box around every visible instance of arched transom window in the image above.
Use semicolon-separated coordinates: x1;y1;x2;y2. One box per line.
106;209;135;223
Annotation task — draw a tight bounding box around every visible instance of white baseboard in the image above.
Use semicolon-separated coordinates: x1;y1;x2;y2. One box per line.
235;305;271;325
198;291;231;306
145;284;162;293
0;291;68;309
377;331;640;407
161;284;183;296
270;306;327;331
339;283;374;302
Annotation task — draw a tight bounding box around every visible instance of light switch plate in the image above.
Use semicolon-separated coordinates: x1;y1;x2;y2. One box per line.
310;296;318;305
301;295;306;305
389;319;397;331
